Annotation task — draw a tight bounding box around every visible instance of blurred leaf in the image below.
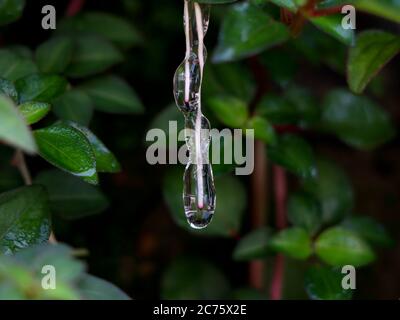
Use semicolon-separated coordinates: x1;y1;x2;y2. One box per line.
288;192;322;235
233;227;272;261
256;93;297;124
305;265;353;300
162;258;229;299
163;168;246;237
348;30;400;94
0;186;50;254
35;36;74;74
53;90;93;126
195;0;238;3
66;35;123;78
321;89;395;150
0;49;37;81
309;14;354;46
342;216;394;247
232;288;266;300
212;2;289;63
0;0;25;26
285;86;320;127
315;226;376;267
78;275;130;300
8;45;32;59
81;75;143;114
268;0;298;12
59;12;141;49
303;157;353;225
0;95;36;153
18;101;50;125
69;122;121;173
260;50;298;87
355;0;400;24
208;95;248;127
0;78;18;102
15;73;68;103
245;116;276;144
268;134;317;179
34;122;98;185
35;169;109;220
270;227;312;260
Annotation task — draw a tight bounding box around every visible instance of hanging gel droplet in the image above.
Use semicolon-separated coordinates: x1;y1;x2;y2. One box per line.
173;0;216;229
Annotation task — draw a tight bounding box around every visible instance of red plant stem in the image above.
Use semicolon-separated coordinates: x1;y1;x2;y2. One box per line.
66;0;85;17
309;6;343;17
270;165;287;300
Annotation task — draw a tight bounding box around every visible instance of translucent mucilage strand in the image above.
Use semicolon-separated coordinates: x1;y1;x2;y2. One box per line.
173;0;216;229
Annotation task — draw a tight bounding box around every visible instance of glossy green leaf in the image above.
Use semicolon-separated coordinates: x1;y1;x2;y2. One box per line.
69;122;121;173
245;116;276;144
163;167;246;237
0;49;37;81
162;258;229;299
15;73;68;103
66;35;123;78
305;266;353;300
18;101;50;125
315;227;376;267
309;14;354;46
268;0;298;12
321;89;395;150
256;93;297;124
303;158;353;225
233;227;272;261
35;36;74;74
81;75;143;114
35;169;109;220
78;275;130;300
0;186;50;254
53;90;94;126
0;0;25;26
0;95;36;153
342;216;394;247
212;2;289;63
208;95;248;127
33;122;98;185
270;227;312;260
58;12;141;49
356;0;400;24
288;192;322;235
268;134;317;179
348;31;400;94
0;78;18;102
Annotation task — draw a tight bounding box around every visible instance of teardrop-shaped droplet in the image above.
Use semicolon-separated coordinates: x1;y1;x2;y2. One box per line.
183;163;216;229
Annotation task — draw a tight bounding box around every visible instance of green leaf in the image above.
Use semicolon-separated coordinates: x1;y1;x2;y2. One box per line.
356;0;400;24
78;275;130;300
195;0;238;3
66;35;123;78
53;90;94;126
270;227;312;260
268;134;317;179
256;93;297;124
35;36;74;74
0;95;36;153
212;2;289;63
232;288;266;300
233;227;272;261
245;116;276;144
315;227;376;267
208;95;248;127
303;157;353;225
18;101;50;125
81;75;143;114
0;0;25;26
15;73;68;103
342;216;394;247
348;31;400;94
35;169;109;220
305;266;353;300
162;258;229;299
0;49;37;81
268;0;298;12
309;14;354;46
0;78;18;102
163;168;246;237
59;12;141;49
68;122;121;173
0;186;51;254
288;192;322;235
321;89;395;150
33;122;98;185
